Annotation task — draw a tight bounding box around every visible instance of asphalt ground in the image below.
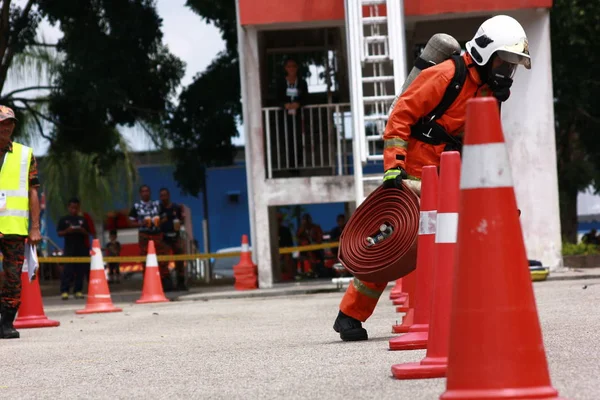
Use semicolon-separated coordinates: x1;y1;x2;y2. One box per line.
1;277;599;400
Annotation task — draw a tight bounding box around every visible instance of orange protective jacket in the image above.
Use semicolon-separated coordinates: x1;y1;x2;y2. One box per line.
383;53;492;178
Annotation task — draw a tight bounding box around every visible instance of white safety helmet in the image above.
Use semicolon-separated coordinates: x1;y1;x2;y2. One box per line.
466;15;531;70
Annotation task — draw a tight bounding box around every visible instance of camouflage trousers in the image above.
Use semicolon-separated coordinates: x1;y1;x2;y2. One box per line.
0;235;26;311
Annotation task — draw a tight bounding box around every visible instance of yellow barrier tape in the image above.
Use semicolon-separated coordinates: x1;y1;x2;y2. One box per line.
0;242;341;264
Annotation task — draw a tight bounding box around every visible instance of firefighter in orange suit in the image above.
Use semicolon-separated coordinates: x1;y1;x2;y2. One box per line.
334;15;532;341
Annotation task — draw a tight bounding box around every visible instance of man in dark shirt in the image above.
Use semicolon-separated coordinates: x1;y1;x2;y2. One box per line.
277;213;295;279
57;198;90;300
329;214;346;261
159;188;186;291
129;185;170;288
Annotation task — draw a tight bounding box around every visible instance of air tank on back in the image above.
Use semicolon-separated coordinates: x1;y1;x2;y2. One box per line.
388;33;462;115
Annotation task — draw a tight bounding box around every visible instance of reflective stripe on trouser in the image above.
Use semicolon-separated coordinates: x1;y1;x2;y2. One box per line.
339;278;388;322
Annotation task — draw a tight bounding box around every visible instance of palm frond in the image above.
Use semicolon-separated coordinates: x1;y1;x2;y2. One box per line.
40;128;139;222
8;33;62;88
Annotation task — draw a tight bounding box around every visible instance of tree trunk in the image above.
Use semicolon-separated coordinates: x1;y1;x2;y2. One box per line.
559;182;579;243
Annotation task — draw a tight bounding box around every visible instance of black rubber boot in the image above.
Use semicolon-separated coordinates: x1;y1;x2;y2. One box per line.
0;308;20;339
161;276;174;292
176;276;188;292
333;310;368;341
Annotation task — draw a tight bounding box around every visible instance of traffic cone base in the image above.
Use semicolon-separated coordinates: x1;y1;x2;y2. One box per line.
392;295;408;306
389;330;427;350
14;314;60;329
14;271;60;329
76;305;122;314
77;242;123;314
136;295;169;304
136;240;169;304
391;361;446;380
391;308;414;333
389;278;403;299
440;388;563;400
408;323;428;333
396;304;410;313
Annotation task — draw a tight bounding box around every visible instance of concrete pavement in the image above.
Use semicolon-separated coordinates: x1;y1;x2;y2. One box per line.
1;277;599;399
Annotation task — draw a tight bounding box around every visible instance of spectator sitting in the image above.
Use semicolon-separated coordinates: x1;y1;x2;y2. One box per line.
296;213;325;279
128;185;171;290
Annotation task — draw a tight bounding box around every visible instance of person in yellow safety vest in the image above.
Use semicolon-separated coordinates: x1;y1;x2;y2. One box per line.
0;105;42;339
333;15;532;341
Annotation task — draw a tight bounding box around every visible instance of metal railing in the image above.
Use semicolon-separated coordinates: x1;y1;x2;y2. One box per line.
262;103;352;178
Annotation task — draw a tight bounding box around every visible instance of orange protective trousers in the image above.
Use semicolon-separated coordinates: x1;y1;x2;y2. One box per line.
339;278;388;322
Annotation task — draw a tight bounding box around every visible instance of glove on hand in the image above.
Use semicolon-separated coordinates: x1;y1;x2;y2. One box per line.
489;75;513;102
382;168;407;190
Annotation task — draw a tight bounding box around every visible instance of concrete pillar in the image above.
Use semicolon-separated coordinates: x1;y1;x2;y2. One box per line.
502;9;562;270
268;206;282;282
235;7;274;288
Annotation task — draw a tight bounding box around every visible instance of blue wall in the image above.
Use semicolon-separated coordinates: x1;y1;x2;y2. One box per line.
43;162;351;254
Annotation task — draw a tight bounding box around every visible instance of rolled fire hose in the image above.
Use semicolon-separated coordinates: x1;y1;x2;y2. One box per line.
338;181;422;283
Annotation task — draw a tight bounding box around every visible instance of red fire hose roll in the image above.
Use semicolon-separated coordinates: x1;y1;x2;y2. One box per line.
338;182;421;283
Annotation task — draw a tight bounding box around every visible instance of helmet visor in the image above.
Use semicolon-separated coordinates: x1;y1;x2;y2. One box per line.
498;41;531;69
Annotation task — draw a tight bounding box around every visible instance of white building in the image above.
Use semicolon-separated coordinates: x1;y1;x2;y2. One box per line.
235;0;560;288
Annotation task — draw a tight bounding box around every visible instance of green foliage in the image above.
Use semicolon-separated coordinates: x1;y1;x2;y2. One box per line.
0;1;184;221
562;241;600;256
39;129;138;221
551;0;600;240
39;0;185;168
165;0;240;197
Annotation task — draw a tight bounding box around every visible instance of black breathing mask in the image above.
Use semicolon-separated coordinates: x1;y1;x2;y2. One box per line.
487;58;517;102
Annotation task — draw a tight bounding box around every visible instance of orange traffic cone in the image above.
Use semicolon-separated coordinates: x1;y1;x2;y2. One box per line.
392;308;414;334
136;240;169;304
392;151;460;379
76;239;122;314
440;97;562;399
389;278;404;300
14;269;60;329
394;271;415;312
390;165;438;347
233;235;258;290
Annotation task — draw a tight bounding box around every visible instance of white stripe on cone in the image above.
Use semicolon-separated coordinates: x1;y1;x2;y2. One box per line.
242;243;249;252
419;210;437;235
460;143;513;189
90;247;104;271
435;213;458;244
146;253;159;268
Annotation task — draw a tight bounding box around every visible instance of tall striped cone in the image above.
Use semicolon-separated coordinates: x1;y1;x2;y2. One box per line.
76;239;122;314
440;97;561;399
390;165;438;348
136;240;170;304
392;151;460;379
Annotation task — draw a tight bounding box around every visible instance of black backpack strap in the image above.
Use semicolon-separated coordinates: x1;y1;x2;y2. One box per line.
425;54;467;122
